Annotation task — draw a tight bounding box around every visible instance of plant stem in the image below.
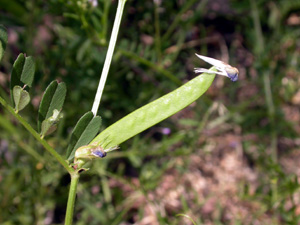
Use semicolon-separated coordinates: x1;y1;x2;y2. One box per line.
263;71;277;162
0;95;73;174
250;0;278;203
64;172;80;225
101;0;111;43
91;0;127;116
250;0;277;162
250;0;265;51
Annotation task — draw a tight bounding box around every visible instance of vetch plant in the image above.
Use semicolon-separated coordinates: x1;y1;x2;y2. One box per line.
0;0;238;224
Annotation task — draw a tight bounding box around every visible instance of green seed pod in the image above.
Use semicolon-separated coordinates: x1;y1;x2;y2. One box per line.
92;68;216;148
75;145;104;160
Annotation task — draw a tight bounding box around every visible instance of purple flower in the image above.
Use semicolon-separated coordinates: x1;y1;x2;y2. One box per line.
161;127;171;135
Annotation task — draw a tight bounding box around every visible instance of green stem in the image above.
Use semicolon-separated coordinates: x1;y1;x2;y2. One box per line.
91;0;127;116
0;96;73;174
263;71;277;162
250;0;265;51
64;172;80;225
101;0;111;43
250;0;277;162
250;0;278;203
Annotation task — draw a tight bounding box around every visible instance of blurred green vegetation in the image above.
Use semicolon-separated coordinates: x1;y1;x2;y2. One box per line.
1;0;300;224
